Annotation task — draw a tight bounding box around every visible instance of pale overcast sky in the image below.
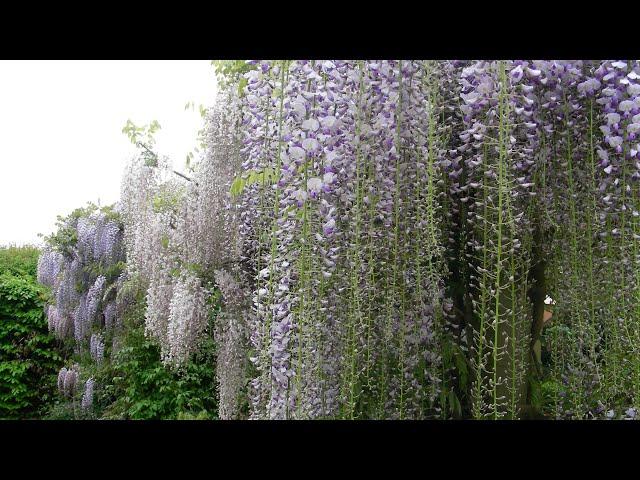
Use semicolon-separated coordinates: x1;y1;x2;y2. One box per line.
0;60;217;247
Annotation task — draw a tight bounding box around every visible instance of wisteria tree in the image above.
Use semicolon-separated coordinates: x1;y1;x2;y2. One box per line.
36;59;640;421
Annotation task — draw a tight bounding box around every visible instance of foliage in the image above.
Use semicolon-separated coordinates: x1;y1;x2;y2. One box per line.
0;246;62;418
184;101;209;169
122;119;162;147
212;60;256;93
230;167;277;198
0;245;40;277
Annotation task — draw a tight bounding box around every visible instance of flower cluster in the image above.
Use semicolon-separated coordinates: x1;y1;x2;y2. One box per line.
57;365;79;398
119;88;244;367
90;333;105;364
107;60;640;420
81;377;95;410
214;269;250;419
37;248;63;287
38;208;125;410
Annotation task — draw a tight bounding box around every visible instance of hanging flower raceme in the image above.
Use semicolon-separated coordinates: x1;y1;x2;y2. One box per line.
214;269;250;420
57;365;79;398
37;248;62;287
164;271;208;367
81;377;95;410
90;333;105;365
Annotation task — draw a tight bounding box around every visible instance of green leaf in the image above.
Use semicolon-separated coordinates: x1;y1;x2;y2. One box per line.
237;77;248;97
230;176;246;197
151;120;160;129
452;344;468;390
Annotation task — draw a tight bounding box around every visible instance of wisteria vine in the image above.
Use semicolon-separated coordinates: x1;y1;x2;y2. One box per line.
38;59;640;420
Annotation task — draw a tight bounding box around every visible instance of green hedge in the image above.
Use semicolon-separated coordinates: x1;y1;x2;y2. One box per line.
0;246;62;418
